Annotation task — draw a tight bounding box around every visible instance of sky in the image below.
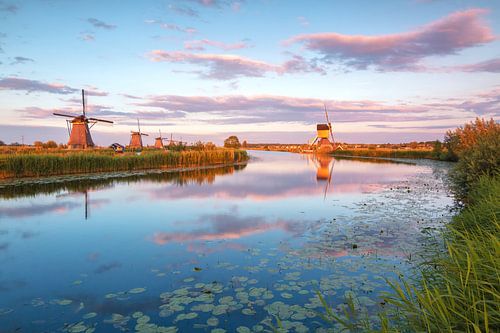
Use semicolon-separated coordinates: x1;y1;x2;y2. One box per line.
0;0;499;145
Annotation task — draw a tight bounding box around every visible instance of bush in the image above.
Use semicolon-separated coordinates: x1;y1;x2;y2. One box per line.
224;135;241;149
447;119;500;202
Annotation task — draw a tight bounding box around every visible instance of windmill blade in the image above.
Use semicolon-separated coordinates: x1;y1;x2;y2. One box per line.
323;104;334;143
88;117;114;124
137;118;141;133
141;133;149;136
323;159;335;200
54;112;79;118
82;89;86;117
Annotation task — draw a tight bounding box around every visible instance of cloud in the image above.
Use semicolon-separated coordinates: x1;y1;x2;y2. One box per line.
184;39;248;51
153;212;311;245
0;32;6;53
0;77;78;94
297;16;309;27
188;0;229;7
11;56;34;65
87;18;116;30
169;4;199;17
145;20;197;34
0;202;80;218
455;58;500;73
286;9;494;71
148;50;324;79
0;1;17;13
80;33;95;42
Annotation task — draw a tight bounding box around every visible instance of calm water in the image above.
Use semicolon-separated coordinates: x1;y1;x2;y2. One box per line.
0;151;453;333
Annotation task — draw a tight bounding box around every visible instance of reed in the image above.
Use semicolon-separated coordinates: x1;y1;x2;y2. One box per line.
333;149;434;159
0;149;248;178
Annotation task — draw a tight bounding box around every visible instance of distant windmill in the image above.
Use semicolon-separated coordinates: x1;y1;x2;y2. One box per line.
166;133;186;147
129;119;148;149
53;89;113;149
154;129;165;149
309;104;343;153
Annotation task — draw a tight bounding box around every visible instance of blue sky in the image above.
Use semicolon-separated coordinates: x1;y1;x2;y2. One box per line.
0;0;499;145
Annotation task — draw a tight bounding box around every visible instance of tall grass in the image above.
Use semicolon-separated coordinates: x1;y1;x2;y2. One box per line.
333;149;434;159
0;149;248;178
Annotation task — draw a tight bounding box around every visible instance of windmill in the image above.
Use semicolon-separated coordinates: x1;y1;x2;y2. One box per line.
129;119;148;149
166;133;186;148
154;129;165;149
309;104;343;153
53;89;113;149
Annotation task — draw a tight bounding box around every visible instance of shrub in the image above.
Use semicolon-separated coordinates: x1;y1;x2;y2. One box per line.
224;135;241;149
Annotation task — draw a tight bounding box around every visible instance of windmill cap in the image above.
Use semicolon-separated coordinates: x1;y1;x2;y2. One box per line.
317;124;329;130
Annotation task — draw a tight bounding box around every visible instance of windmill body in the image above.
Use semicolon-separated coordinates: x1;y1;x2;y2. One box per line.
154;129;165;149
154;137;164;149
68;116;95;149
129;119;148;149
53;90;113;149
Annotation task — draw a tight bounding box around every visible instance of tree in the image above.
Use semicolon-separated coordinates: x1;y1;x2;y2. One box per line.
43;140;58;148
224;135;241;149
242;140;247;148
444;118;498;162
34;141;43;148
0;140;5;146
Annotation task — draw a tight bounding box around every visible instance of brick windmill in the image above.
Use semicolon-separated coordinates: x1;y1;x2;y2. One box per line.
310;104;343;153
154;129;165;149
53;89;113;149
129;119;148;149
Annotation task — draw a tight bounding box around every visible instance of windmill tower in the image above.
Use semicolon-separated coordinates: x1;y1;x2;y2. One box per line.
310;105;343;153
53;90;113;149
154;129;165;149
129;119;148;149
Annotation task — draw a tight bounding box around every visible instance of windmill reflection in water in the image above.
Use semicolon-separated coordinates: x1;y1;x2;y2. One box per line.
309;154;335;199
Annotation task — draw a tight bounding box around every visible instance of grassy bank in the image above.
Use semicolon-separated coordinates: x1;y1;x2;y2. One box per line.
332;148;434;159
0;149;248;179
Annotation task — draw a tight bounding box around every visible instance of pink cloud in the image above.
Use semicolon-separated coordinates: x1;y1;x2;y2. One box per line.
0;77;78;94
148;50;324;79
184;39;248;51
145;20;197;34
455;58;500;73
152;213;311;246
286;9;494;71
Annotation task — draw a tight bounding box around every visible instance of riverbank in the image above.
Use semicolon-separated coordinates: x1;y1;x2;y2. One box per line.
316;118;499;331
332;148;434;159
0;149;248;179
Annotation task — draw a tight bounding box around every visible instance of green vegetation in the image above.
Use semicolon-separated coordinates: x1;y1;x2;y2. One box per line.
317;118;500;332
224;135;241;149
0;149;248;178
332;149;434;159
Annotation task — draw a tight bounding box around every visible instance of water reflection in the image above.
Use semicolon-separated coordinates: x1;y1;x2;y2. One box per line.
0;151;453;333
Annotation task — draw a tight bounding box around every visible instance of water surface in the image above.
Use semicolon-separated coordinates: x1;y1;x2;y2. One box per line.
0;151;453;332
